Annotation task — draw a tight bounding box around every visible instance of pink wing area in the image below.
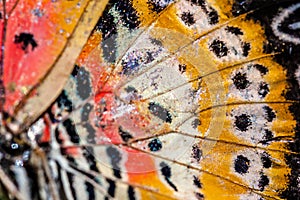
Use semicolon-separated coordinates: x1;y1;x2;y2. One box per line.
0;0;92;114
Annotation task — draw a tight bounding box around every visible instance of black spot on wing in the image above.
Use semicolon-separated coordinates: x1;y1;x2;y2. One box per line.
74;68;92;100
191;144;202;162
106;146;122;179
258;82;269;98
263;129;274;142
209;39;229;58
260;152;272;169
128;186;136;200
193;175;202;188
148;102;172;123
195;192;205;200
258;174;269;191
253;64;268;75
191;118;200;129
234;114;252;132
242;42;251;57
71;65;80;77
181;12;196;26
57;90;73;112
85;182;95;200
263;106;276;122
81;103;93;122
118;126;133;142
63;119;80;144
83;148;100;173
14;33;37;51
106;179;116;199
160;162;178;191
179;64;187;73
234;155;250;174
232;72;250;90
148;138;162;152
225;26;243;36
207;8;219;25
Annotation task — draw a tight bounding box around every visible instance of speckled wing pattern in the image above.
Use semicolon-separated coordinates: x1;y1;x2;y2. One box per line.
0;0;300;200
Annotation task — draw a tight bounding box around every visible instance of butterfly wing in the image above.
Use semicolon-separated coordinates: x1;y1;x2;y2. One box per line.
1;0;300;200
0;0;108;131
43;0;300;199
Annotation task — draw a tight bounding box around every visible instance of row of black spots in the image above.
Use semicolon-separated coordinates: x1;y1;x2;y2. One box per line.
147;0;174;13
209;26;251;59
254;64;269;75
14;32;38;52
148;102;172;123
234;106;276;132
225;26;251;57
233;154;270;191
261;129;274;144
231;64;270;98
260;152;272;169
160;162;178;191
187;0;219;25
234;152;272;174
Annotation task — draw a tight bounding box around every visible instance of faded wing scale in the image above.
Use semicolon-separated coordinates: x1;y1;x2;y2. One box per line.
0;0;300;200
